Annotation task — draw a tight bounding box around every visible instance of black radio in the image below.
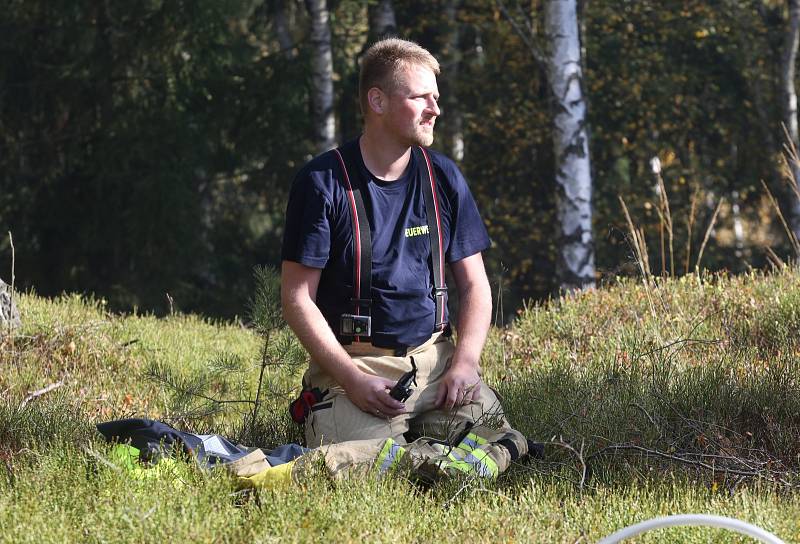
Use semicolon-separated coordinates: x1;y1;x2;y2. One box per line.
389;357;418;402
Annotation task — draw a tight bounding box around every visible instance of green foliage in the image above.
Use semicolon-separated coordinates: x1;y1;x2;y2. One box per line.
143;266;304;444
0;395;93;453
724;283;800;356
0;0;312;317
248;265;283;336
483;268;800;488
1;0;798;317
5;435;797;543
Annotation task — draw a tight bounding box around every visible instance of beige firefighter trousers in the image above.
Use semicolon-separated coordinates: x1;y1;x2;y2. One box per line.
299;333;529;479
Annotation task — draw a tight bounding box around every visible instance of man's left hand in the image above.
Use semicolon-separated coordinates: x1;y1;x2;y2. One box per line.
434;361;481;411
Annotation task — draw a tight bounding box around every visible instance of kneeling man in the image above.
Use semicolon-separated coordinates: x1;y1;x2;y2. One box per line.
281;38;531;480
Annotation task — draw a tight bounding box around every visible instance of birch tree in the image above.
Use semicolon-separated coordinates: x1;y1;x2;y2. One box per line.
782;0;800;238
340;0;396;140
307;0;336;152
270;0;295;57
442;0;465;161
368;0;397;43
545;0;595;290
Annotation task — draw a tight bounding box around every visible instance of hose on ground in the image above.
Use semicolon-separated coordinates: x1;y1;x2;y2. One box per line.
597;514;785;544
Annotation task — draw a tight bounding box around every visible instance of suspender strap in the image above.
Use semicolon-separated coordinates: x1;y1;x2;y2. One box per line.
334;143;449;341
415;147;447;331
333;147;372;341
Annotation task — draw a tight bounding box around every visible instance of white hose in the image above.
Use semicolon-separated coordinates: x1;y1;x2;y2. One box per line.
597;514;785;544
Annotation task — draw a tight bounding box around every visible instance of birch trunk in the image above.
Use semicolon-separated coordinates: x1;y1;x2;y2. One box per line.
782;0;800;238
307;0;336;153
442;0;464;161
339;0;394;140
545;0;595;291
368;0;397;43
271;0;294;57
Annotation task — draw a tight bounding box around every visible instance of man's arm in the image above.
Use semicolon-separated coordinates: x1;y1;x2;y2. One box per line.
281;260;406;417
434;252;492;410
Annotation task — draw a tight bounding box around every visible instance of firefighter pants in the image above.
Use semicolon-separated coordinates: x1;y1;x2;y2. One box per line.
300;334;529;480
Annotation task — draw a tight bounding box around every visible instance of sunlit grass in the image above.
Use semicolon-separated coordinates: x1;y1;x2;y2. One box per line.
2;269;800;542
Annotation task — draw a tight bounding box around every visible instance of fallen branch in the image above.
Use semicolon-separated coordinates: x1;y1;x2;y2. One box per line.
20;381;63;408
586;444;795;485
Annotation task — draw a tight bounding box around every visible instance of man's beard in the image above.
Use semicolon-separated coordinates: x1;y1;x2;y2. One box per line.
410;125;435;147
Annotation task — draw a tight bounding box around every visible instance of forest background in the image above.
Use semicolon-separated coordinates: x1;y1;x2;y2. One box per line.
3;0;800;320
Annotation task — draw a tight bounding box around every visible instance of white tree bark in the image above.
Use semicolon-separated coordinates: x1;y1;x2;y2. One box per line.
442;0;464;161
307;0;336;153
545;0;595;291
782;0;800;239
368;0;397;43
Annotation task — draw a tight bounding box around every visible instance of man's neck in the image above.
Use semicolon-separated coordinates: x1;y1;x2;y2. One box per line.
359;128;412;181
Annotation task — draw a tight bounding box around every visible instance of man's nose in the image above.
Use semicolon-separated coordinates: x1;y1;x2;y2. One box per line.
427;97;441;116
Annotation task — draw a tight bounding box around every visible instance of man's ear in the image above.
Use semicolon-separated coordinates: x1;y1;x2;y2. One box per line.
367;87;384;114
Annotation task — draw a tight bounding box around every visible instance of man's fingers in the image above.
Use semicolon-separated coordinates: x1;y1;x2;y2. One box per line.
461;382;481;404
445;385;459;410
376;400;405;417
434;382;446;408
368;389;405;417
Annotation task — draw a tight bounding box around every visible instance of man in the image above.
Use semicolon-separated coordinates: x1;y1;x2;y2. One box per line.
281;38;531;481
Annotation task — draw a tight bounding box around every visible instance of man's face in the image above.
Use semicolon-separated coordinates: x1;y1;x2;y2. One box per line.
383;64;440;147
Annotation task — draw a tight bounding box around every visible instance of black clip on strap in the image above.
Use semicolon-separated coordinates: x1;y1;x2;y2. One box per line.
416;147;447;331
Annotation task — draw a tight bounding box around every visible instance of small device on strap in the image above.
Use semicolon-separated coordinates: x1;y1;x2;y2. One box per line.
333;143;448;345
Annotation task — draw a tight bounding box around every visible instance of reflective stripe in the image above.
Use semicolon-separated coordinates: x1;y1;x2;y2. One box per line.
376;439;406;473
463;449;498;478
459;433;488;453
447;450;462;463
443;447;498;479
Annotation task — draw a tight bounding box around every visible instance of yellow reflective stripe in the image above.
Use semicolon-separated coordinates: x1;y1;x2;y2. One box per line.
444;459;473;476
376;438;406;473
447;451;462;463
464;450;498;478
459;433;488;453
442;447;499;479
470;433;489;445
464;449;498;478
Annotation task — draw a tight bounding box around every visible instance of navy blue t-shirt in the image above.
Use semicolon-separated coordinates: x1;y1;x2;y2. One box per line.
281;138;490;348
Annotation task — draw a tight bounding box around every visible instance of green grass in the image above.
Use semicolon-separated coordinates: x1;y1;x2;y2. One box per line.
3;270;800;542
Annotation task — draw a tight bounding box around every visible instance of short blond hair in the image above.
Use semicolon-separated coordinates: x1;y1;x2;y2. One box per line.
359;38;440;116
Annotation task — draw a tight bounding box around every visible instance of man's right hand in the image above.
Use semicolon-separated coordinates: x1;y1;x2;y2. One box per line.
342;371;407;418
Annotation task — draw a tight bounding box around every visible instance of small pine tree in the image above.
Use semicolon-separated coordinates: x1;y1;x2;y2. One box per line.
145;266;305;446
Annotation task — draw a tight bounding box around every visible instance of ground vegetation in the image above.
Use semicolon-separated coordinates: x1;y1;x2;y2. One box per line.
2;268;800;541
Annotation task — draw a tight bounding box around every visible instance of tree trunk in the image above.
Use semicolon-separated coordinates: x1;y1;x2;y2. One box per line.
340;0;396;141
307;0;336;153
544;0;595;291
271;0;295;57
368;0;397;43
441;0;464;161
782;0;800;238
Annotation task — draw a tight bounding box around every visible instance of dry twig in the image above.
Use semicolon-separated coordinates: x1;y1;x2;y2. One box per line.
761;180;800;256
695;198;724;272
20;381;63;408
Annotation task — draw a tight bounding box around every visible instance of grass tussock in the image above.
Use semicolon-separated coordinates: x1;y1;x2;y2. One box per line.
2;270;800;541
484;268;800;493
